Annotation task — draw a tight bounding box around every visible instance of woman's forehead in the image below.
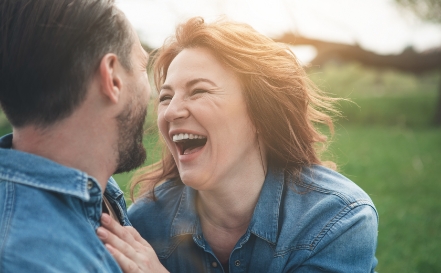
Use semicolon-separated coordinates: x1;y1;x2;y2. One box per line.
165;48;235;84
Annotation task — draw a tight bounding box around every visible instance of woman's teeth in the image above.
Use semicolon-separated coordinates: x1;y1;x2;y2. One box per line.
173;133;206;142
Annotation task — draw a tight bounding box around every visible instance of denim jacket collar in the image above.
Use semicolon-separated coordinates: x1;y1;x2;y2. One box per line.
248;167;284;244
0;134;123;202
169;166;285;245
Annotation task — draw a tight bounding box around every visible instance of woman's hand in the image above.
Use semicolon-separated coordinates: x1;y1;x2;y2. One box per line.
97;213;169;273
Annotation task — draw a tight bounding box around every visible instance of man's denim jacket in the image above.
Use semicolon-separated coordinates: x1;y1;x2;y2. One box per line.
0;134;129;272
129;165;379;273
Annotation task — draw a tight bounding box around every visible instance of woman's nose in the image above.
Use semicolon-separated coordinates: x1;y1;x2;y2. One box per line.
163;96;190;122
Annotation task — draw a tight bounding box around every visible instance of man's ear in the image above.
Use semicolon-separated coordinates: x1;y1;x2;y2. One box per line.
98;53;123;104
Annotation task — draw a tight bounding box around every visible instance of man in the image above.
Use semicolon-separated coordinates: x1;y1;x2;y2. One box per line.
0;0;151;271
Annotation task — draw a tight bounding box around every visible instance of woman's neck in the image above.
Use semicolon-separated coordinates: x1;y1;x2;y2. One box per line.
196;168;266;263
197;182;262;230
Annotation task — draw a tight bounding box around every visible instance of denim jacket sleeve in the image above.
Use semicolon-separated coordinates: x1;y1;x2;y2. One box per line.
288;203;378;273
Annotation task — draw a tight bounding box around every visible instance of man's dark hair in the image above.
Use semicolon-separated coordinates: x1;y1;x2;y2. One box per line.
0;0;133;127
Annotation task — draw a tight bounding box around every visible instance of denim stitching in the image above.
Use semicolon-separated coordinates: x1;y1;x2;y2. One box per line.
0;182;15;272
0;168;88;199
273;202;375;257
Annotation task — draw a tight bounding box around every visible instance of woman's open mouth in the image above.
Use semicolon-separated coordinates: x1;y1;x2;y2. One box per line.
172;133;207;155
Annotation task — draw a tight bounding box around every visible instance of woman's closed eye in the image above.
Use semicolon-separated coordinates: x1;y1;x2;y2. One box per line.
159;94;172;102
191;89;208;96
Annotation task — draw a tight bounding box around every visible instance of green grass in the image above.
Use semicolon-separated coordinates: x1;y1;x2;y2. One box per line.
0;111;12;136
337;94;438;128
324;125;441;272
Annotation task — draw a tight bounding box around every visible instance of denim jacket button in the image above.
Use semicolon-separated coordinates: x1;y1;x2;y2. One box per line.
234;260;240;266
87;181;93;190
211;261;218;268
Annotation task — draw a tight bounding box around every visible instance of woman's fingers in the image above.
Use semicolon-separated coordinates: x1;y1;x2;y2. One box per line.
100;214;151;250
100;214;138;247
125;226;151;248
97;214;169;273
105;244;141;273
97;226;139;261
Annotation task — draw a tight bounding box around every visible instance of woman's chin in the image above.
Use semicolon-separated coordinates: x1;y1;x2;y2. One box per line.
179;173;211;191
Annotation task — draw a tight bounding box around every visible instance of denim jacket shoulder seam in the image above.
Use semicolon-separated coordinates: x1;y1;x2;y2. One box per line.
309;201;376;253
273;201;375;257
296;180;375;207
295;181;353;204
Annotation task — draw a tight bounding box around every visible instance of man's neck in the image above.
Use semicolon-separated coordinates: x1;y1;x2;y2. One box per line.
12;119;117;191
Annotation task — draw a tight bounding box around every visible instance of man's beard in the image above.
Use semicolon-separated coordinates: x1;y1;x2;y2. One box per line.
114;99;147;174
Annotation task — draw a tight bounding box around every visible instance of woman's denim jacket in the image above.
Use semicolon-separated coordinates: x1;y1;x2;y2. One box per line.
129;165;378;273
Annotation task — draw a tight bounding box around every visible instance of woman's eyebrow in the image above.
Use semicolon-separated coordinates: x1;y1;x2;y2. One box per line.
160;78;218;91
160;84;173;91
185;78;217;88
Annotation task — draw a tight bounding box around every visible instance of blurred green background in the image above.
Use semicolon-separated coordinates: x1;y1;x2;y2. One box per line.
1;62;440;272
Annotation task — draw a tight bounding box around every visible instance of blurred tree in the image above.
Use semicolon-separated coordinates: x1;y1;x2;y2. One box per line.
275;34;441;74
275;18;441;125
394;0;441;125
395;0;441;23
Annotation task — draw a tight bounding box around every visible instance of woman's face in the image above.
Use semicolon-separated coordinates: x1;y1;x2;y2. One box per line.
157;47;262;190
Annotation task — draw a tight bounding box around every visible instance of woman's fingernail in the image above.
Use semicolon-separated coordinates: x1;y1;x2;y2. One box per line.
106;244;115;255
101;213;111;225
97;227;107;239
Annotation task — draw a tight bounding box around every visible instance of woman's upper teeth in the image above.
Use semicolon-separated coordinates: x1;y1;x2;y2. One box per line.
173;133;206;142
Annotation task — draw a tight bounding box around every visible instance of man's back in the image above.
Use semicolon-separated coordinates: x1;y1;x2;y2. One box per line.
0;135;123;272
0;0;151;270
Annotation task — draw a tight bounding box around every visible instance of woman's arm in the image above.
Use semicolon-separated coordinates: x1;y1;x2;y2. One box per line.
97;213;169;273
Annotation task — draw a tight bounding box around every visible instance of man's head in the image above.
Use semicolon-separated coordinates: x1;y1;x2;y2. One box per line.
0;0;150;173
114;37;150;174
0;0;133;127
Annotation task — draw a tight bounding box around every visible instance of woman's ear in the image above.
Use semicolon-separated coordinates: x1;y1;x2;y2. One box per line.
98;53;123;104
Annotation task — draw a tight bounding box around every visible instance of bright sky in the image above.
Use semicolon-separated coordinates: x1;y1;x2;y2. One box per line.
116;0;441;63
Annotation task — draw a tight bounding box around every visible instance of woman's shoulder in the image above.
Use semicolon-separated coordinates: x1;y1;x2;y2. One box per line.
129;179;184;214
128;179;191;258
295;165;375;207
274;165;378;269
128;179;185;233
282;165;378;227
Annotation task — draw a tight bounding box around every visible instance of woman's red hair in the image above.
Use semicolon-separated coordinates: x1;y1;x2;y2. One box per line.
130;17;338;200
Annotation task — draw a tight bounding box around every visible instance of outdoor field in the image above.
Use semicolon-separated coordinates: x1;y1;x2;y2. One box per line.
1;63;440;272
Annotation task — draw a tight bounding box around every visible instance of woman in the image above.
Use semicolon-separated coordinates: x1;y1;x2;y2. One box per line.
100;17;378;272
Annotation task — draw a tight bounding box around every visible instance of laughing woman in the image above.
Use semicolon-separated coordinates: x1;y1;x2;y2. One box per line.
101;17;378;273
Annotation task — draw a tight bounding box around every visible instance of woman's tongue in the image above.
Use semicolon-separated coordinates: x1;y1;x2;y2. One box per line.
183;145;204;155
179;138;207;155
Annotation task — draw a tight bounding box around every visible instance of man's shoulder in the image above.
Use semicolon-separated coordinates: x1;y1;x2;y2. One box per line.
0;146;92;200
0;181;122;273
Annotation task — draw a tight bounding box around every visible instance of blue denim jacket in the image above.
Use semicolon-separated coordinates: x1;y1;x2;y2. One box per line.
129;165;378;273
0;134;130;272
